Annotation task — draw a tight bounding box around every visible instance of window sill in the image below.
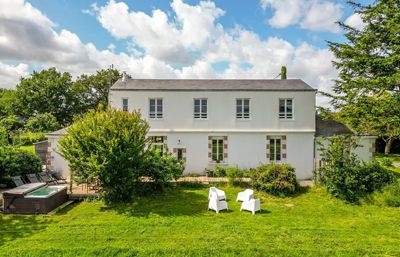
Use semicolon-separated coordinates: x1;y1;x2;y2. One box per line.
194;118;208;121
279;118;295;121
236;118;251;121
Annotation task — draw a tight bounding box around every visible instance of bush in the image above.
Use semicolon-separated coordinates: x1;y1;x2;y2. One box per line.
226;166;243;185
59;107;150;203
318;136;393;203
210;165;226;177
251;163;298;197
13;131;46;145
142;149;184;186
24;113;61;132
0;146;42;185
367;179;400;207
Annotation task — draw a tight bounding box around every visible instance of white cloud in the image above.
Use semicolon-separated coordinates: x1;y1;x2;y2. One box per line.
0;62;29;88
0;0;338;107
95;0;225;64
260;0;303;28
261;0;342;33
345;13;365;30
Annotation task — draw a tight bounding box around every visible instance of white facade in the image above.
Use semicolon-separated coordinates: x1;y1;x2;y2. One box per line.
109;80;316;179
47;134;70;179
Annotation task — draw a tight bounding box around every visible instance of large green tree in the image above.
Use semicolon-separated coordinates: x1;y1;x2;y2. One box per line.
0;89;17;118
327;0;400;154
59;107;184;203
73;67;122;113
59;107;150;203
15;68;76;126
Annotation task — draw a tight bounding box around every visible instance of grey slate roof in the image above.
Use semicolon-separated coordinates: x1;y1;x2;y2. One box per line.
316;115;352;137
111;79;315;91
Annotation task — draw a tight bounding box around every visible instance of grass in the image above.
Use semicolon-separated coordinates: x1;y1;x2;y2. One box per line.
19;145;35;153
376;153;400;174
0;184;399;256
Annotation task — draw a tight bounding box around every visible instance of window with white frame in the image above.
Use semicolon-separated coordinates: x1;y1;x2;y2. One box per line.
211;138;224;162
194;98;207;119
122;98;128;112
269;137;282;162
149;98;163;119
279;99;293;119
236;98;250;119
150;136;165;155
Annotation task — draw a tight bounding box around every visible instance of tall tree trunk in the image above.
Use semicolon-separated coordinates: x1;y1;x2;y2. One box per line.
384;138;394;155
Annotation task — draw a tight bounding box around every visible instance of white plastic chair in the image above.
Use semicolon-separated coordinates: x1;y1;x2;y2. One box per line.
236;189;254;202
208;187;226;201
208;194;228;213
240;199;261;215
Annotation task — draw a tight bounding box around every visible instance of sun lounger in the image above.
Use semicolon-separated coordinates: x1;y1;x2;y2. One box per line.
11;176;25;187
26;173;40;183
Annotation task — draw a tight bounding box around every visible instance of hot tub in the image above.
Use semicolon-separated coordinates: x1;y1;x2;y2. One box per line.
3;183;68;214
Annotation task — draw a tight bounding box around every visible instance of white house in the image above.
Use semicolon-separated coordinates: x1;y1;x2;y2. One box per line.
109;78;316;179
45;78;376;181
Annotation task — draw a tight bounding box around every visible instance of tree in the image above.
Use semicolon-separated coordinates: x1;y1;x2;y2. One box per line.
24;113;61;133
327;0;400;154
0;115;22;132
73;68;122;113
0;146;42;182
59;107;150;203
15;68;76;126
0;89;17;118
336;93;400;154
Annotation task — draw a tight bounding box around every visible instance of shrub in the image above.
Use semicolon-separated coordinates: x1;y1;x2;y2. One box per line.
24;113;61;132
318;136;393;203
226;166;243;185
251;163;298;196
142;149;184;186
206;165;226;177
13;131;46;145
213;165;226;177
0;146;41;185
59;107;150;203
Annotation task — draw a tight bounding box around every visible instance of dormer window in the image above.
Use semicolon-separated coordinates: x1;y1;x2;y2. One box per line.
149;98;163;119
279;99;293;119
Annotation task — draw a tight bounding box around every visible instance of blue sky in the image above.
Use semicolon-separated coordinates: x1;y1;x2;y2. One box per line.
28;0;354;52
0;0;372;104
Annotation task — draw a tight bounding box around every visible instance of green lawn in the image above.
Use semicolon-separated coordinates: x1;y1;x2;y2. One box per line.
1;184;399;256
19;145;35;153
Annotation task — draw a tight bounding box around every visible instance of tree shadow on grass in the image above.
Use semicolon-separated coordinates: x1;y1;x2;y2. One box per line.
99;183;210;218
291;185;311;198
0;214;53;247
